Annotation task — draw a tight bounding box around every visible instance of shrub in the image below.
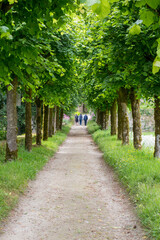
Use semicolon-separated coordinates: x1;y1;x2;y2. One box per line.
87;120;101;134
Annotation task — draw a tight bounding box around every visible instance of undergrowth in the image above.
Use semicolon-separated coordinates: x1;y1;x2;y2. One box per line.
88;120;160;240
0;124;71;223
87;120;101;134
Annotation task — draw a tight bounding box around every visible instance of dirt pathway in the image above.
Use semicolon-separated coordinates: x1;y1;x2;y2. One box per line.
0;126;147;240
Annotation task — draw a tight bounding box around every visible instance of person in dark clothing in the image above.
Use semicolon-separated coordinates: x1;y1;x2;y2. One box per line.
79;114;83;125
84;114;88;126
75;114;78;125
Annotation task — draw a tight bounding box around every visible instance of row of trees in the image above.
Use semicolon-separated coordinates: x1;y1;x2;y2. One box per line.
1;0;160;160
0;0;83;161
79;0;160;158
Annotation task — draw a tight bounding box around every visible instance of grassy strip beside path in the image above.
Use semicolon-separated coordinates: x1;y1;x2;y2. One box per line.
88;121;160;240
0;124;71;224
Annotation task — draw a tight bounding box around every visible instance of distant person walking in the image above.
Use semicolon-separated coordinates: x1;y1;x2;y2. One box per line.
79;114;83;125
75;114;78;125
84;114;88;126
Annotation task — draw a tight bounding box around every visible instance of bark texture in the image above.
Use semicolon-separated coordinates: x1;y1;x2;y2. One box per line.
111;100;117;135
117;94;122;140
6;78;18;161
43;105;49;141
154;96;160;158
106;109;109;130
35;98;42;145
102;111;106;130
119;88;129;145
59;108;64;130
130;88;142;150
53;106;57;134
25;88;32;152
56;106;60;131
96;110;106;129
49;108;53;137
96;109;100;125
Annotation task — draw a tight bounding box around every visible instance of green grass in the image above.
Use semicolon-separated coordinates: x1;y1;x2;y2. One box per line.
87;120;101;134
0;124;71;223
88;121;160;239
142;131;154;136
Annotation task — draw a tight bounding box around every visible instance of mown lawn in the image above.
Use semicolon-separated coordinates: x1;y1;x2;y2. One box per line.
88;120;160;240
0;124;71;223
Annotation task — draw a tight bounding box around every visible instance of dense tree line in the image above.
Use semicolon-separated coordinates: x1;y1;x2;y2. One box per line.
1;0;160;161
0;0;82;161
80;0;160;158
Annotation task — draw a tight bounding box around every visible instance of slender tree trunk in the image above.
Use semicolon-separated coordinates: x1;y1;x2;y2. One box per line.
106;109;109;130
53;105;57;134
59;108;64;130
117;93;122;140
102;111;106;130
35;98;42;145
48;108;53;137
130;88;142;149
119;87;129;145
43;105;49;141
99;111;103;129
154;96;160;158
111;99;117;135
96;110;106;129
56;106;60;131
6;77;18;161
25;88;32;151
96;109;101;125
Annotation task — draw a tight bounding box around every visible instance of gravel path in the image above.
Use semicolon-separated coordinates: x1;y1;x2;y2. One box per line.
0;126;148;240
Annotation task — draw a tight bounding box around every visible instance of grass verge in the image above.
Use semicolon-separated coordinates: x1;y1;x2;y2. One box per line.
88;121;160;240
0;123;71;224
87;120;101;134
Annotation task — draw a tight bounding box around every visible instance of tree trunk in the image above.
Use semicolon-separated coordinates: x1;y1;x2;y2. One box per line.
117;93;122;140
106;109;109;130
6;78;18;161
102;111;106;130
59;108;64;130
96;110;106;129
119;87;129;145
154;96;160;158
25;88;32;152
130;88;142;149
35;98;42;145
56;106;60;131
48;108;53;137
53;105;57;134
96;109;100;125
43;105;49;141
111;99;117;135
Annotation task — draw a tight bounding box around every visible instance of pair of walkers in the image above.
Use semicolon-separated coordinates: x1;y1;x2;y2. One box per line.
75;114;88;126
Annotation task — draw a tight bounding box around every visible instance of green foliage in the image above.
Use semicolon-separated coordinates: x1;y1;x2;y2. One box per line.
83;0;120;18
82;1;160;105
139;9;155;27
74;111;81;115
0;0;81;115
129;24;141;35
91;0;110;19
91;129;160;239
87;120;101;133
0;124;70;222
